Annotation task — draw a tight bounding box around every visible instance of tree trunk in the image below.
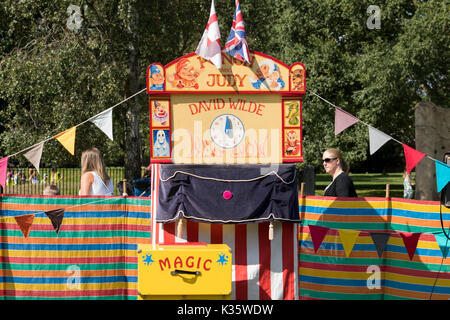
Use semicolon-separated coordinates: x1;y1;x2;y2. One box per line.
124;1;142;181
415;101;450;201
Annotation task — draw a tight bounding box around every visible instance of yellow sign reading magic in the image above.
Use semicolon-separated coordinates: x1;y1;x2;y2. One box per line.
147;51;305;164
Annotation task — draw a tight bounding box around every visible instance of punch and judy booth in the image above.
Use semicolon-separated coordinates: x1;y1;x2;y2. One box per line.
143;51;306;300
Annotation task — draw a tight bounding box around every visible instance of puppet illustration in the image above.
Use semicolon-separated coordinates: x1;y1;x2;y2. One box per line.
250;59;285;91
152;101;169;126
291;68;304;91
149;65;164;90
285;101;300;126
153;130;170;157
285;130;300;156
168;58;204;89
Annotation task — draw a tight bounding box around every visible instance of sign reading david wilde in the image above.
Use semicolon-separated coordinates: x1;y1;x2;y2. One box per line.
147;51;305;164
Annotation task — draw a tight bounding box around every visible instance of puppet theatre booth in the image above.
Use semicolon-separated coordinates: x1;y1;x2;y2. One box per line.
143;49;306;300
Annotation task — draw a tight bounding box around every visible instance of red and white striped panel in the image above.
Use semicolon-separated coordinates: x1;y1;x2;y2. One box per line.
150;164;299;300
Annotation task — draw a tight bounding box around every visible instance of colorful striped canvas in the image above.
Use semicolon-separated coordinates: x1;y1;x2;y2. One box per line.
299;196;450;300
0;195;151;300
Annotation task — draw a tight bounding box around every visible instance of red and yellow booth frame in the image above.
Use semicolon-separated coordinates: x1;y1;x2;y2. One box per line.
147;51;306;165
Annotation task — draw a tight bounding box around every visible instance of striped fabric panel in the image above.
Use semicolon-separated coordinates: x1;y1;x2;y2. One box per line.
299;196;450;300
0;195;151;300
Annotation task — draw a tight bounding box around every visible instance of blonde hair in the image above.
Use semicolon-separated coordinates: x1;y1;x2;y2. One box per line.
325;148;350;173
81;148;110;184
43;184;60;195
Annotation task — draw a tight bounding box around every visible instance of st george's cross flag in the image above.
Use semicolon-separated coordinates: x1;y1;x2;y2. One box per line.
195;0;222;69
150;163;299;300
223;0;251;64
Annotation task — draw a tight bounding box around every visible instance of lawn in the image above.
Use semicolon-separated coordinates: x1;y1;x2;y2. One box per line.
314;172;408;198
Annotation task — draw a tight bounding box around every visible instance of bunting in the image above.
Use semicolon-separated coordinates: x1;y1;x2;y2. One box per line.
435;160;450;193
368;126;392;155
22;142;44;173
55;126;76;156
434;232;450;258
399;232;421;260
402;143;426;175
44;208;65;235
0;156;8;190
90;108;114;141
309;225;330;253
338;229;361;257
334;107;360;136
369;232;390;258
14;214;34;239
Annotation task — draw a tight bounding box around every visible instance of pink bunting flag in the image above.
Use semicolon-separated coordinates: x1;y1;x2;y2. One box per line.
402;144;426;174
334;107;360;135
399;232;421;260
309;225;330;253
0;156;8;190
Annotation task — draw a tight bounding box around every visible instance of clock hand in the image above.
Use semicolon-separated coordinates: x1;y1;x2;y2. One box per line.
225;116;233;138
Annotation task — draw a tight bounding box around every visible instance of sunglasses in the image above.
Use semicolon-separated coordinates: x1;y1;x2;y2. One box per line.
322;158;337;163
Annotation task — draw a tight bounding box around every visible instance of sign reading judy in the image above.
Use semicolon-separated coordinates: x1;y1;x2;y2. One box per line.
147;51;305;164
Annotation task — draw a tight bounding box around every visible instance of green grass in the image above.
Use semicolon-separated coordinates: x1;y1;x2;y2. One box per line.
314;172;409;198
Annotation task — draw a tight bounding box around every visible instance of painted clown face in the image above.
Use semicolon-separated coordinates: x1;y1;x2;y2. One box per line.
287;131;298;146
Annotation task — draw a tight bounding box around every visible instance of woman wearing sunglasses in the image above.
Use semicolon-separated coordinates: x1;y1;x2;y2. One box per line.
322;148;357;197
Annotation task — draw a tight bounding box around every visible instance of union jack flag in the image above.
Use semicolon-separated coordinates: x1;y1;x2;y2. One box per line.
223;0;251;64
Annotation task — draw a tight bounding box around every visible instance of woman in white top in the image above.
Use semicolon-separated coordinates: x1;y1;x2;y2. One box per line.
79;148;114;196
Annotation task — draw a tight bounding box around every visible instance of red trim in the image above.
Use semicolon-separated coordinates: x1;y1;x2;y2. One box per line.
210;224;223;244
186;219;199;242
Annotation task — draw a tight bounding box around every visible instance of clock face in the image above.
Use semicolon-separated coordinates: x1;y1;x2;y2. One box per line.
210;114;245;149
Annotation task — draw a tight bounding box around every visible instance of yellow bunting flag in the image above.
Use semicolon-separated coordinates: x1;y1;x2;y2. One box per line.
55;126;76;155
338;229;361;257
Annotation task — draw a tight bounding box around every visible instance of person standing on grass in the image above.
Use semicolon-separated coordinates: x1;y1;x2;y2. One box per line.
79;148;114;196
322;148;357;197
403;167;414;199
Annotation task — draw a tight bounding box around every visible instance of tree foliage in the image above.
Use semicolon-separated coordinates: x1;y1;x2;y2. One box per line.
0;0;448;175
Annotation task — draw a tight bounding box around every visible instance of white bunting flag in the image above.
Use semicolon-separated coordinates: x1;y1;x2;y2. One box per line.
22;141;44;173
368;126;392;155
90;108;114;141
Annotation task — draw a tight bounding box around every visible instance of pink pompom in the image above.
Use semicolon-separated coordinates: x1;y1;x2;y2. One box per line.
223;190;233;200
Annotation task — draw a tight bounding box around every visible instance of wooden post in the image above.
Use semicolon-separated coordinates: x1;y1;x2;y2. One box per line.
177;219;183;238
122;179;128;196
385;184;390;198
300;182;305;197
269;221;274;241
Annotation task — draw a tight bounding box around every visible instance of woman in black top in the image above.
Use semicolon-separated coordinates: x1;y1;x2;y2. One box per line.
322;148;357;197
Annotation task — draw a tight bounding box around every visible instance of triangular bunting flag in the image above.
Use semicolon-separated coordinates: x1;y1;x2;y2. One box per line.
368;126;392;155
434;232;450;259
22;142;44;173
399;232;421;260
338;229;361;257
369;232;391;258
55;126;76;155
309;225;330;253
90;108;114;141
14;214;34;239
334;107;360;135
44;208;65;235
402;144;426;175
0;156;8;190
435;160;450;193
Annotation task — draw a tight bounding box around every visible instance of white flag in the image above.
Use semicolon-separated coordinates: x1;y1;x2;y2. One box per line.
90;108;113;141
195;0;222;69
368;126;391;155
22;141;44;173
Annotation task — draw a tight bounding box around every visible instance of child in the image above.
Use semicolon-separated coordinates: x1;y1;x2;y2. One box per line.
403;168;414;199
43;184;60;196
